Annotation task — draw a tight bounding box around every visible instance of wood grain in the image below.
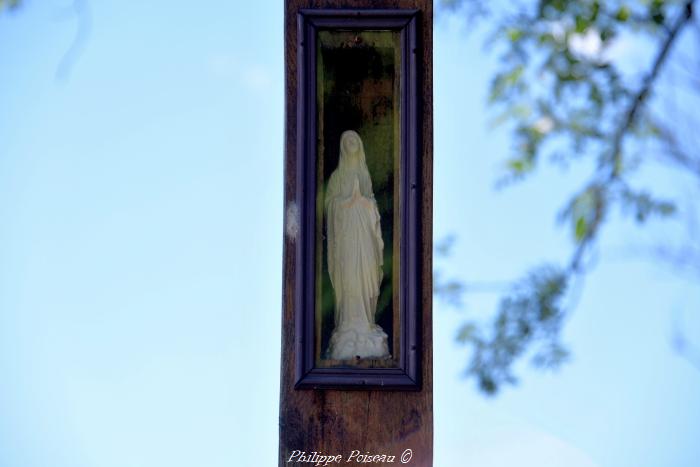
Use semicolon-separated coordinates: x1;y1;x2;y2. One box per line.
280;1;433;465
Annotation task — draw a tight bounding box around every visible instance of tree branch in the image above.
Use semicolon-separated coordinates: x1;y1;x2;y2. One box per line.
569;0;695;273
608;1;695;176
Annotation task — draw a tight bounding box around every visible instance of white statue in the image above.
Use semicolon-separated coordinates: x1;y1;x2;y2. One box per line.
325;130;390;360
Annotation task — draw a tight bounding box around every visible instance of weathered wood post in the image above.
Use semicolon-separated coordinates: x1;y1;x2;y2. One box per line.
280;1;432;465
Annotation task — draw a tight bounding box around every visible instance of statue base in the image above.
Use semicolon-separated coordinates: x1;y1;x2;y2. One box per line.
327;324;390;360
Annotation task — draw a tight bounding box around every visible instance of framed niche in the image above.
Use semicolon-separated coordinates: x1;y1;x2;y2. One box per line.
294;9;421;390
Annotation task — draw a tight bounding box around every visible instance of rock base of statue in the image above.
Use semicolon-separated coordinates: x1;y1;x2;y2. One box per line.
327;324;390;360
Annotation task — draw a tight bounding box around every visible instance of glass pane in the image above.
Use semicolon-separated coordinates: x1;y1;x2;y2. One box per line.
315;30;401;368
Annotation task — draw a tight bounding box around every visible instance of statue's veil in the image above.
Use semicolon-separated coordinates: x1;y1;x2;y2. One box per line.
336;130;373;198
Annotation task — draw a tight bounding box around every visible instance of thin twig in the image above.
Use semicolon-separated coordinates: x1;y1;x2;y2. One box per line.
55;0;91;81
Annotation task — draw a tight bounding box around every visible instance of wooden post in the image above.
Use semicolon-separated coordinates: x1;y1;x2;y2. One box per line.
280;1;432;465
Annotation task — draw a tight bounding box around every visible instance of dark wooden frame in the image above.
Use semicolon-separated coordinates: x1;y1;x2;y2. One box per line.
295;8;421;390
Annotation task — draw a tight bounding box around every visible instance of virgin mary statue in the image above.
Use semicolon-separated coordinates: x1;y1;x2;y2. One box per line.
325;130;390;361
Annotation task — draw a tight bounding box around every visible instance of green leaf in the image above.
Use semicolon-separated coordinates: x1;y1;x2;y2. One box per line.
575;15;589;33
508;159;526;172
574;215;587;242
457;323;479;343
507;157;534;174
600;27;615;42
650;0;665;25
590;1;600;22
507;28;524;42
615;6;630;22
551;0;567;13
489;65;525;102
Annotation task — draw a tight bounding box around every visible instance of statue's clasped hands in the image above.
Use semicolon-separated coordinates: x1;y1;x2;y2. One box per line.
343;177;372;209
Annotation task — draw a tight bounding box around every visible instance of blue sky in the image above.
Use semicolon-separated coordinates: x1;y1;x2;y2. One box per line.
1;1;699;466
